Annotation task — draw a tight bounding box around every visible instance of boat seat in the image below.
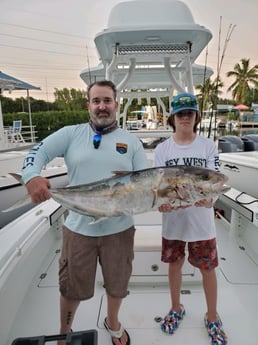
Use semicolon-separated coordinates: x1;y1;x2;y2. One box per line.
7;120;25;143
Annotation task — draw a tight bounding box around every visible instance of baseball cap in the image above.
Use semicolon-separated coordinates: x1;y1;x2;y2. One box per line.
170;92;198;115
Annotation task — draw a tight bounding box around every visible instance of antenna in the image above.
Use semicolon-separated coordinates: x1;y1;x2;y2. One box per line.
198;45;209;135
218;23;236;78
86;45;92;85
207;17;236;139
202;45;209;111
216;16;222;83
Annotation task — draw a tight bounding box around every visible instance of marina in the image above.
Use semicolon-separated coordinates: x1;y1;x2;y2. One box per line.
1;1;258;345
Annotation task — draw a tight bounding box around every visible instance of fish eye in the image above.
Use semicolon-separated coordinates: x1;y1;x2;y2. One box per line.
202;173;209;180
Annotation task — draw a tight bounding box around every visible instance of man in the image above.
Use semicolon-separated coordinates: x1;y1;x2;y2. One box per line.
22;80;148;345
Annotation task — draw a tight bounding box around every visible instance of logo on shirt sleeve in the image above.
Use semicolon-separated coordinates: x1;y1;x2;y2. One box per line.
116;142;128;154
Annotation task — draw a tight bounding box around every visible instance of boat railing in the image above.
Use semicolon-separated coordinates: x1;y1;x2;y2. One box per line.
4;124;37;144
20;125;37;142
0;200;65;280
0;217;47;278
129;129;172;138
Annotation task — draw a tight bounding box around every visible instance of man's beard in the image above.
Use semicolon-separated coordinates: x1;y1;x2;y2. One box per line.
92;113;113;129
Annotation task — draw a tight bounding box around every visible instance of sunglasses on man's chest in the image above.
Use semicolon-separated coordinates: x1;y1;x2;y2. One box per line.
93;134;102;149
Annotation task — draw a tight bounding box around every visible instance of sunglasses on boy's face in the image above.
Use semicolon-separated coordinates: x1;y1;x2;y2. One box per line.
172;96;197;108
175;111;196;118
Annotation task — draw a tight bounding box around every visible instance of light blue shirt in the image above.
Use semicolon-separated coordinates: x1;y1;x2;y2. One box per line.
22;123;148;236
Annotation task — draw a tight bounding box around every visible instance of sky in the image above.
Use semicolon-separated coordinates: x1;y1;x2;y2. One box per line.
0;0;257;102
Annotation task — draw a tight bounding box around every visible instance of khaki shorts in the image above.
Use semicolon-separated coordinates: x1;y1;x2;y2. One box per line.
59;226;135;300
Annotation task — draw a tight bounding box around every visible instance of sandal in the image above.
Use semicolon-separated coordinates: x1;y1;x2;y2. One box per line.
161;304;185;334
204;314;228;345
104;317;130;345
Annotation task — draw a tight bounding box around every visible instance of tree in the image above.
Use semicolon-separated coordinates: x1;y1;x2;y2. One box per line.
53;88;87;111
226;58;258;104
245;87;258;105
195;77;224;138
195;77;224;113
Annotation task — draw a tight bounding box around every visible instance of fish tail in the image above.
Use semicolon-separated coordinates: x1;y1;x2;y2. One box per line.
9;172;24;184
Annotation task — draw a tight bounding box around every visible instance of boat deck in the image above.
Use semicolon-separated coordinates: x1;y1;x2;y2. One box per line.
3;209;258;345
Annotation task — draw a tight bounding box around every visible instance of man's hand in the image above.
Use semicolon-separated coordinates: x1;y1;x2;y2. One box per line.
25;176;51;203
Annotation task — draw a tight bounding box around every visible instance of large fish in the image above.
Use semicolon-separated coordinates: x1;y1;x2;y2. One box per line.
7;166;230;223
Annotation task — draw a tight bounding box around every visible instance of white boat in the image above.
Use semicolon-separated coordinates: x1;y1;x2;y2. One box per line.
1;147;258;345
198;111;226;131
0;144;68;228
0;159;67;229
1;1;258;345
0;145;67;229
80;0;214;129
199;118;225;130
219;150;258;199
225;121;239;131
1;169;258;345
0;113;67;229
218;134;258;198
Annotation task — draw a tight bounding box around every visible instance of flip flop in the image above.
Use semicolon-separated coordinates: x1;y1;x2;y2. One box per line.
104;317;130;345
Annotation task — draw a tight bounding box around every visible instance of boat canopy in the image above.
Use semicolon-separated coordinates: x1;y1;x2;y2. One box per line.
80;0;213;128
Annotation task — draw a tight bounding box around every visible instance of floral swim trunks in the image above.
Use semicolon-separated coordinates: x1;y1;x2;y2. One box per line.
161;238;218;269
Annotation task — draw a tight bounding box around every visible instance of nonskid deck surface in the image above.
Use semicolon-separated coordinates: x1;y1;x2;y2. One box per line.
7;214;258;345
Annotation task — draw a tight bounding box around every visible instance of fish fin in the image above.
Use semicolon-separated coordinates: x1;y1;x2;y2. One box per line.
111;170;131;176
9;172;24;184
221;185;231;193
2;194;32;212
151;168;165;208
151;188;159;208
1;173;32;212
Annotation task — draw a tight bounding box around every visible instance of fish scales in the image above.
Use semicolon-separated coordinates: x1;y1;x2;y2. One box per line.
48;166;229;221
7;166;230;223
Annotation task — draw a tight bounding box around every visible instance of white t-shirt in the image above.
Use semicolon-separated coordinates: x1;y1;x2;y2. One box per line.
154;135;219;242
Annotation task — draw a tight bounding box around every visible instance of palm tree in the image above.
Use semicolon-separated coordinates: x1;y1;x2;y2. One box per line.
195;77;224;138
196;77;224;112
226;58;258;104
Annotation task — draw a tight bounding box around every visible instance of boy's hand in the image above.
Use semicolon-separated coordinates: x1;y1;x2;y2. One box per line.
158;203;191;212
194;198;213;208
